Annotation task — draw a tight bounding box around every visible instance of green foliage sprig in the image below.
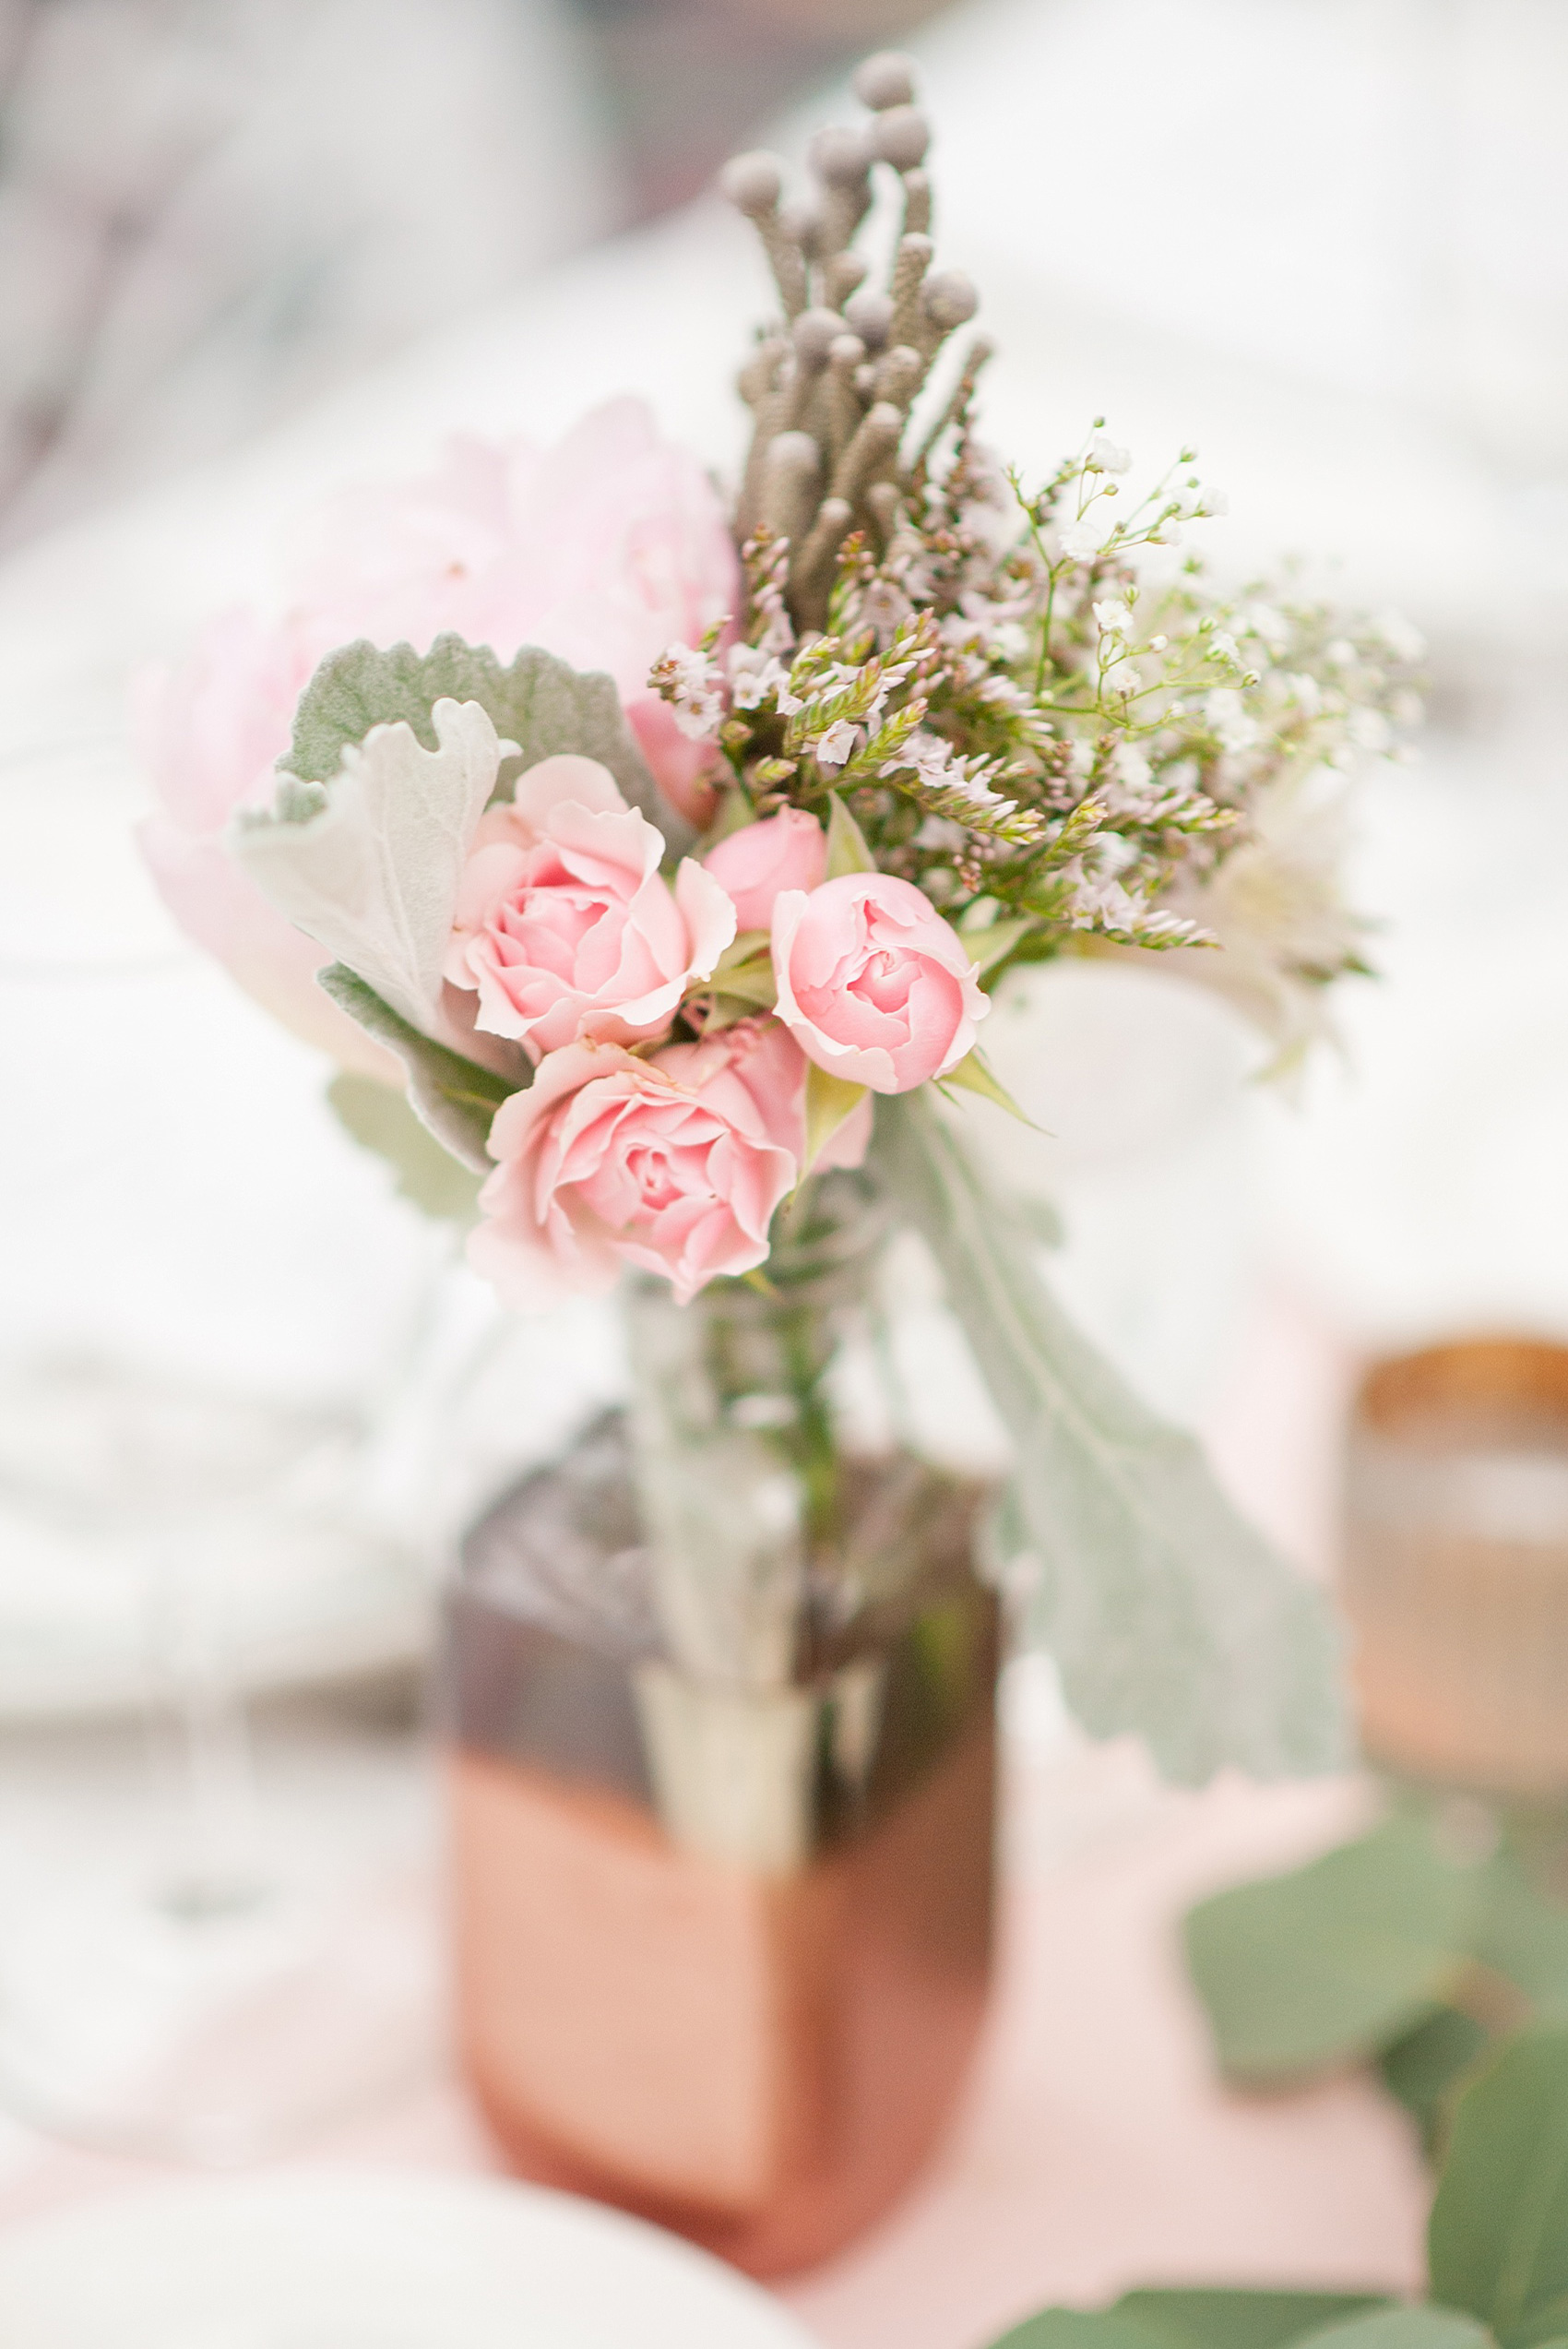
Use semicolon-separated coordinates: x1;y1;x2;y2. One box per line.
983;2018;1568;2349
1185;1799;1568;2156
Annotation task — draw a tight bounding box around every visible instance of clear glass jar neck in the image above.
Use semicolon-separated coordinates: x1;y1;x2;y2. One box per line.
623;1171;899;1690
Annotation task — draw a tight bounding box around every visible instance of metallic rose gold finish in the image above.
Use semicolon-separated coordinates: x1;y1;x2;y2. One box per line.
1343;1336;1568;1796
447;1713;994;2275
443;1409;999;2277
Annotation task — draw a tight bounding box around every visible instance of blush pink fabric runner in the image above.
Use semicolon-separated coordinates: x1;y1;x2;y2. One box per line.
0;1763;1429;2349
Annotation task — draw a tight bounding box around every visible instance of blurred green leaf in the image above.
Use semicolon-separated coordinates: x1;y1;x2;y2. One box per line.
1380;2006;1492;2154
327;1073;481;1222
1185;1815;1473;2081
1501;2317;1568;2349
1113;2288;1391;2349
1467;1847;1568;2007
986;2314;1164;2349
1430;2025;1568;2336
1294;2313;1492;2349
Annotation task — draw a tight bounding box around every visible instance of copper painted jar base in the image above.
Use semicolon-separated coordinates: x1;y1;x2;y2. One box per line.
443;1412;999;2277
449;1718;994;2275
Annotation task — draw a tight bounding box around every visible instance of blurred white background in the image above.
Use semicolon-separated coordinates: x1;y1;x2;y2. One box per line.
1;0;1566;1544
2;0;1567;2179
0;0;1563;1613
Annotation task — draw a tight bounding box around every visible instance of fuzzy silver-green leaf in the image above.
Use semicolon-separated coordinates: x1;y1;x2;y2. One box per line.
318;965;514;1174
327;1072;484;1222
284;635;682;846
871;1088;1348;1783
236;695;503;1033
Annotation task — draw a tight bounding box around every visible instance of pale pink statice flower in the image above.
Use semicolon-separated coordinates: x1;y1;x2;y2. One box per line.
137;399;739;1072
648;643;726;741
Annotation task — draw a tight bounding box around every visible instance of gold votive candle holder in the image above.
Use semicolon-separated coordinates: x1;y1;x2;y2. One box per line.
1343;1337;1568;1798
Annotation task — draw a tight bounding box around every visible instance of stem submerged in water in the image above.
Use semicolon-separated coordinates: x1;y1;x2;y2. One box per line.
626;1170;890;1685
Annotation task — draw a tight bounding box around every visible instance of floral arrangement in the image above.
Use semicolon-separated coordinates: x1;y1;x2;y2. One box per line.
137;53;1418;1784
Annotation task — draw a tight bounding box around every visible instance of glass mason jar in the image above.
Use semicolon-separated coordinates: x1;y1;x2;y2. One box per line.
443;1170;1000;2277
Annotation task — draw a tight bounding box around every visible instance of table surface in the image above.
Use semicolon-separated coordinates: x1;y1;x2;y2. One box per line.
0;1748;1429;2349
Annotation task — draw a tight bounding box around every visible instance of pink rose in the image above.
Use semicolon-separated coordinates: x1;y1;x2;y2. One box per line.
137;401;739;1069
469;1023;802;1307
772;873;989;1093
469;1019;872;1308
703;806;826;936
443;754;735;1059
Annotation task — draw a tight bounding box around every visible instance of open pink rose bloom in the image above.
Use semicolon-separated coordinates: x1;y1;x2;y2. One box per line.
445;757;734;1058
469;1021;866;1309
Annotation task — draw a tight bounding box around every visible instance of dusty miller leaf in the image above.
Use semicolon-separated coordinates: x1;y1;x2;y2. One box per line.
318;965;514;1174
235;696;501;1032
284;635;684;848
870;1088;1348;1783
327;1073;483;1222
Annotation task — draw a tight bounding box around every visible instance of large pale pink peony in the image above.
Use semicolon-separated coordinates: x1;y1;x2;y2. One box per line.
444;754;734;1059
772;872;990;1092
137;400;739;1072
469;1019;869;1308
136;609;401;1079
703;806;826;935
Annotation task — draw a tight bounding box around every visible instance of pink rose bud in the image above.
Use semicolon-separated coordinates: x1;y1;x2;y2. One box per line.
444;754;735;1060
469;1021;818;1308
771;872;989;1093
703;806;827;936
624;696;725;830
